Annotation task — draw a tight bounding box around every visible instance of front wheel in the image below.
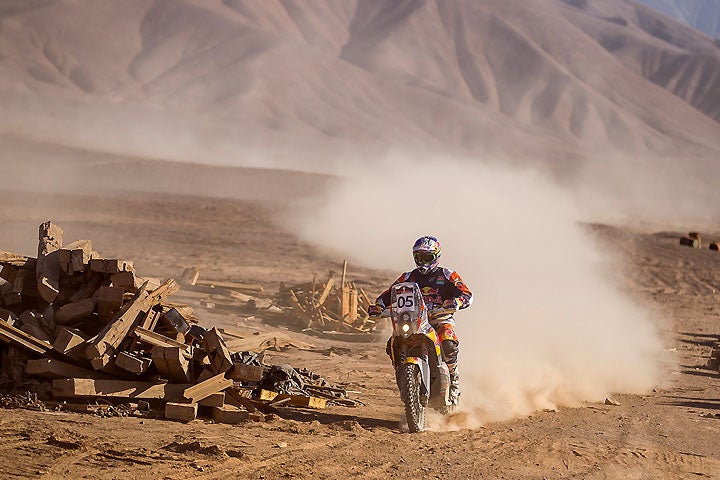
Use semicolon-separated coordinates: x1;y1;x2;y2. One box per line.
398;363;425;432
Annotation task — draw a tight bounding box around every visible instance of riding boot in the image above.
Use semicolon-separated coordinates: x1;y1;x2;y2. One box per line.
447;362;460;405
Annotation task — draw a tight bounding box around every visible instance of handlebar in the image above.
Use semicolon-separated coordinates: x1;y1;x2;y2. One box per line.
371;307;457;319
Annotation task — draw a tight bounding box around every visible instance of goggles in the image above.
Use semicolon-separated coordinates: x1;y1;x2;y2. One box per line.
413;251;437;265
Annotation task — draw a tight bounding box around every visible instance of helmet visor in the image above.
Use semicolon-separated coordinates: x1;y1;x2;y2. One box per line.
413;251;437;265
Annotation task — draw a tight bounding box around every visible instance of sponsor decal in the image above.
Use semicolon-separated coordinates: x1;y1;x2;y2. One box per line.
421;286;439;296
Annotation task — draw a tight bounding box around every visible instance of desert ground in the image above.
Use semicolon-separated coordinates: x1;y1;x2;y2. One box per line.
0;152;718;480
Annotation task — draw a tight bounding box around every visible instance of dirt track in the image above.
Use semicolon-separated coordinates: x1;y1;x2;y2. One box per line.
0;165;719;480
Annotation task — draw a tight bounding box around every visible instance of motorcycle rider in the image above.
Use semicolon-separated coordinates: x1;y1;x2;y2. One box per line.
369;235;472;405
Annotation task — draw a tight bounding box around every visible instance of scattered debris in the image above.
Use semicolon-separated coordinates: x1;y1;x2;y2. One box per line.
278;260;383;338
0;222;362;424
679;232;720;251
707;343;720;372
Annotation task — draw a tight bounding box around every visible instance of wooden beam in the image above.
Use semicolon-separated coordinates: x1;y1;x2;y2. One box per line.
53;378;189;400
110;271;138;292
89;258;134;274
19;310;53;343
85;279;179;369
211;405;249;424
0;319;52;354
202;327;232;374
165;402;197;422
36;221;63;303
182;373;233;404
133;326;191;354
58;240;92;275
13;268;38;298
53;327;88;362
225;363;265;382
115;351;152;375
0;251;36;269
55;298;95;325
194;279;264;293
85;283;150;369
258;389;327;409
198;392;225;407
179;267;199;286
26;358;114;380
151;346;191;383
317;278;335;305
96;286;124;317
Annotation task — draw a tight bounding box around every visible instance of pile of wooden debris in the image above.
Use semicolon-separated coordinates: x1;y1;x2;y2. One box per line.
0;222;361;423
278;261;382;339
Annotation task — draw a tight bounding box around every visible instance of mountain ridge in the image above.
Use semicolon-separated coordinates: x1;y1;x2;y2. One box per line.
0;0;718;166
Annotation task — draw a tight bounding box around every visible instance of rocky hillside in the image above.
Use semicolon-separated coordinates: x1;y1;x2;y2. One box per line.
0;0;718;165
637;0;720;38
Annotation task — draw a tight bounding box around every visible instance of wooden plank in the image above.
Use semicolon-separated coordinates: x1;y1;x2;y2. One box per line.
134;326;190;353
36;221;63;303
53;378;189;400
317;278;335;305
26;358;114;380
139;309;162;331
182;373;233;404
0;251;36;269
194;280;264;293
0;319;52;354
258;389;327;409
137;277;161;291
150;346;169;378
165;402;197;422
55;298;95;325
115;351;152;375
211;405;249;424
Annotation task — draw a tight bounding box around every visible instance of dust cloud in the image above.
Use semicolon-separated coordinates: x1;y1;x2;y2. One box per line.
292;154;665;426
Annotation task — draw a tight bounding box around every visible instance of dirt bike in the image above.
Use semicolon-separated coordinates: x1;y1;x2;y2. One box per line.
382;282;455;433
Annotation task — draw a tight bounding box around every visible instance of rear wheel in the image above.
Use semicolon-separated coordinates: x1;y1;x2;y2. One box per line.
399;363;425;432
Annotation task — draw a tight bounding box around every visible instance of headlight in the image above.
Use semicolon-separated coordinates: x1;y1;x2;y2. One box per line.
401;323;410;333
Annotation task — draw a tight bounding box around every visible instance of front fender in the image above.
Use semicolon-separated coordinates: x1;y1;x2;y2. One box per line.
404;356;431;397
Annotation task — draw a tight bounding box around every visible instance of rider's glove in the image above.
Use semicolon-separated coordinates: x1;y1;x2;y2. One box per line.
443;298;460;311
368;304;383;317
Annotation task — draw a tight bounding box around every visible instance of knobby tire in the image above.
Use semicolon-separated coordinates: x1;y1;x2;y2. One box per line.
399;363;425;433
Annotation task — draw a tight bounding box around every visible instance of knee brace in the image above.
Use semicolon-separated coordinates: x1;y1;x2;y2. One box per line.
441;339;459;365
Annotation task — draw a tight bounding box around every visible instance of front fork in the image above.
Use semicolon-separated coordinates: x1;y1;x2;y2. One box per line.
390;337;432;403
